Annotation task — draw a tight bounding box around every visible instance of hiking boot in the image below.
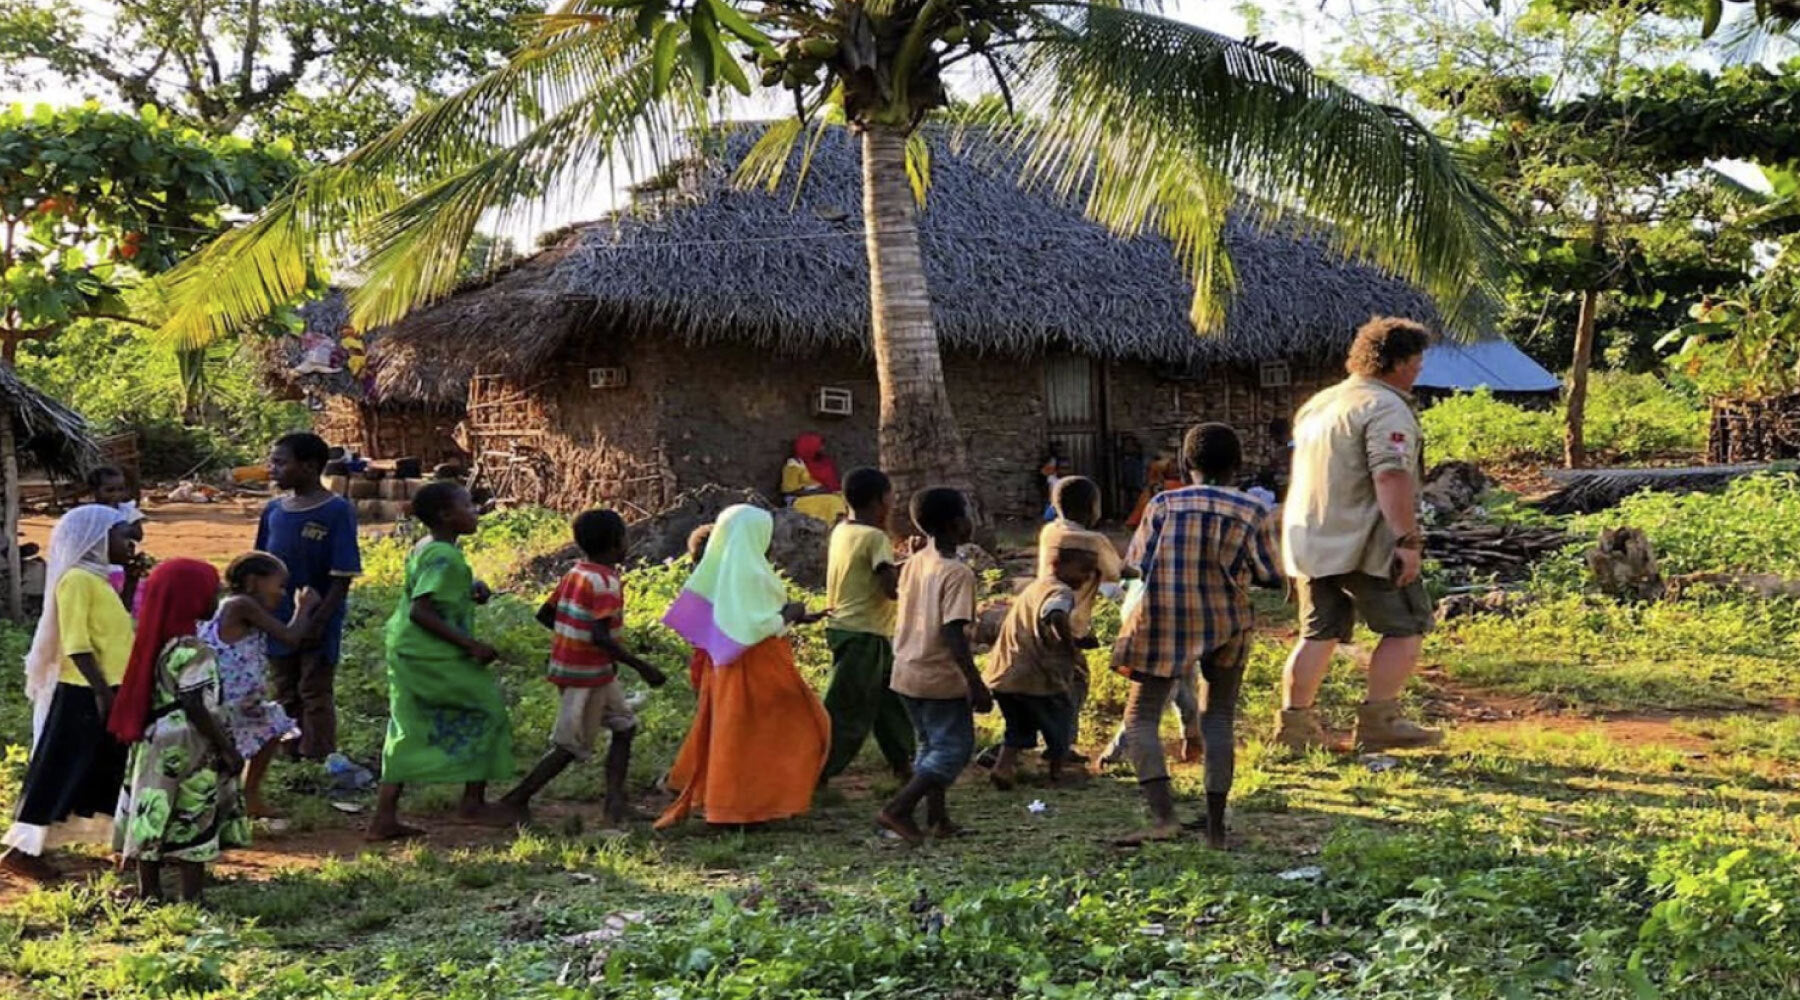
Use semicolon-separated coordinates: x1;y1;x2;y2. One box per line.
1273;707;1328;753
1353;700;1443;751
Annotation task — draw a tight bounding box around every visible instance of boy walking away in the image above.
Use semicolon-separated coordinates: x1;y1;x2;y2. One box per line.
369;483;515;841
877;487;991;844
1113;424;1281;849
503;510;667;826
258;432;361;760
986;539;1100;789
1038;476;1132;760
820;468;914;782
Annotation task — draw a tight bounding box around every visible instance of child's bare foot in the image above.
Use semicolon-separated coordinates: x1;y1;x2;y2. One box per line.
0;850;59;885
248;799;287;821
929;820;971;839
875;811;925;845
1111;822;1183;848
364;819;428;842
466;801;527;828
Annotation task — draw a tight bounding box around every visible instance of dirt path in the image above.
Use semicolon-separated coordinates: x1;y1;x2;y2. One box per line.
22;501;265;565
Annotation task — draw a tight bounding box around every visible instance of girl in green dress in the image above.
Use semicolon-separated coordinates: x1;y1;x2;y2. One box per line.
368;482;517;841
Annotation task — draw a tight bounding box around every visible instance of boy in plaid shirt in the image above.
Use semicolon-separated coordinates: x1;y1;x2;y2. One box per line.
503;510;666;826
1112;423;1281;848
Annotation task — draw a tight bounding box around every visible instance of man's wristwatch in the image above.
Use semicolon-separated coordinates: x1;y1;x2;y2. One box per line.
1394;531;1425;551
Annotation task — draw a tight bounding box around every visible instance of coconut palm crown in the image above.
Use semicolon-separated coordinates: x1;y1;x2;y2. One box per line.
158;0;1509;517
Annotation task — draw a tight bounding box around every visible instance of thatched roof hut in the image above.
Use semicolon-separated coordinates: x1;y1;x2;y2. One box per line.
364;126;1467;517
0;363;99;478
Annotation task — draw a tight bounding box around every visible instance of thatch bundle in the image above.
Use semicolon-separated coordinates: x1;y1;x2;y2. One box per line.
0;363;98;477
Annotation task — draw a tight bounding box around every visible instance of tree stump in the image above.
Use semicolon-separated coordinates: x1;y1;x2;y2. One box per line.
1585;526;1665;600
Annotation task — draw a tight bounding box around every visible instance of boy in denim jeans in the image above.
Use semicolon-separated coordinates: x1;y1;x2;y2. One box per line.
877;487;991;843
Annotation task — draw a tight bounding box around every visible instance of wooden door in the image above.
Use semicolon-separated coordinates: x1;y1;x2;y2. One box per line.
1044;355;1112;513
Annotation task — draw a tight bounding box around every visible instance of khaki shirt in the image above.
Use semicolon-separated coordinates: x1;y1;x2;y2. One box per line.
890;547;978;700
983;578;1079;697
1282;375;1423;579
1036;519;1123;639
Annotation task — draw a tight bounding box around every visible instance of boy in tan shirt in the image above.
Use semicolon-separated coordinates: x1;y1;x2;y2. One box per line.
985;538;1101;788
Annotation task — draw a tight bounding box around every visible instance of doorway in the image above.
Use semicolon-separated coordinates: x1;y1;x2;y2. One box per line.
1043;355;1113;515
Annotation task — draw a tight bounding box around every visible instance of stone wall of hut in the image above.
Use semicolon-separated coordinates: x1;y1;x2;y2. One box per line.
312;397;467;465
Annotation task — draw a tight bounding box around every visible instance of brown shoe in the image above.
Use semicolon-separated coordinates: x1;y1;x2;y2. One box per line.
1353;700;1443;750
1273;707;1328;753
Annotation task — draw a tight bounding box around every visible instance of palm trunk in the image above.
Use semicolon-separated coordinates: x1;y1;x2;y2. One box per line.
1564;285;1599;470
861;124;977;533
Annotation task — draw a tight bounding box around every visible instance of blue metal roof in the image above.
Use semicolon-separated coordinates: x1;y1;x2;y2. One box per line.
1417;339;1561;394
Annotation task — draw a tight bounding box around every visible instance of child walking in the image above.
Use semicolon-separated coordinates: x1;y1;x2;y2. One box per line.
258;432;362;760
985;540;1100;789
3;506;137;884
111;559;250;903
502;510;667;826
877;487;991;844
1037;476;1132;760
368;482;516;841
201;553;323;819
1112;424;1282;848
820;468;914;782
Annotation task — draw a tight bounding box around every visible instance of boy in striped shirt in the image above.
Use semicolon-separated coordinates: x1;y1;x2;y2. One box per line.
502;510;666;825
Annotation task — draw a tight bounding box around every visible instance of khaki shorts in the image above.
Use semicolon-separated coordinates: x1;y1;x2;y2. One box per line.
551;683;637;759
1296;572;1434;642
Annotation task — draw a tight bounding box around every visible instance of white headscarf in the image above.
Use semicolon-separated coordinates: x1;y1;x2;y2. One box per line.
25;504;127;727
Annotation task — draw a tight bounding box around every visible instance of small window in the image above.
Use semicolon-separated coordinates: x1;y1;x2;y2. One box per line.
814;386;853;417
1259;361;1291;389
587;366;629;389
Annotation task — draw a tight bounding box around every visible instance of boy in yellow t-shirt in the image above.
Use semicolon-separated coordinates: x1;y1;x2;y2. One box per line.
821;468;915;781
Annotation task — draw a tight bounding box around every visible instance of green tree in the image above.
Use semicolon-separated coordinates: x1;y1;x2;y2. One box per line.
1334;0;1792;467
157;0;1507;518
0;0;538;155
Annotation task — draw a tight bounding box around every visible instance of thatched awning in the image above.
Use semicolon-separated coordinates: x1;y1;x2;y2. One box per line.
0;364;99;477
261;293;478;408
376;125;1445;386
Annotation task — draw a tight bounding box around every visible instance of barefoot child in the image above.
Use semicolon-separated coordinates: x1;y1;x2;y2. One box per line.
258;432;361;760
368;482;515;840
683;524;714;691
985;540;1099;789
112;559;249;903
1112;424;1281;848
201;553;322;819
3;506;136;884
877;488;991;844
1037;476;1133;760
820;468;914;783
502;510;667;825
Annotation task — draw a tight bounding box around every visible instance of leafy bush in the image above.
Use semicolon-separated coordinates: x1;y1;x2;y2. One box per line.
1421;373;1705;466
1569;473;1800;577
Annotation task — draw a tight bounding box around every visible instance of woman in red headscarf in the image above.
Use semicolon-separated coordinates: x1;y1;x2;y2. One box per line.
781;433;848;524
109;559;248;902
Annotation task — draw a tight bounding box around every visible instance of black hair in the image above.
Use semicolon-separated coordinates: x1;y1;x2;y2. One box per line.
411;480;466;529
573;508;628;560
226;551;288;594
1182;423;1244;481
686;524;714;563
274;432;331;469
85;465;125;492
910;486;968;538
1051;476;1101;522
843;467;893;511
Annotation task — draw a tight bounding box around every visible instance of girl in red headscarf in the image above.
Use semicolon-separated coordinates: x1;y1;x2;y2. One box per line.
109;558;248;902
781;433;848;524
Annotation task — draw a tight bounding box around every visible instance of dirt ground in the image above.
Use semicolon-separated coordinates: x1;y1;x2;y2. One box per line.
22;500;347;566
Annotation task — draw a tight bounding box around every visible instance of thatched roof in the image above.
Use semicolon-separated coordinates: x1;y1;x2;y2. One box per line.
0;364;99;477
375;125;1444;393
261;293;475;408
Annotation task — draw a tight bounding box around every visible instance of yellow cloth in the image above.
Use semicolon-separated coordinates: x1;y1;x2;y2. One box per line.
1283;375;1424;579
890;547;977;700
56;569;134;687
655;637;829;829
826;522;897;637
782;460;848;524
1036;519;1123;639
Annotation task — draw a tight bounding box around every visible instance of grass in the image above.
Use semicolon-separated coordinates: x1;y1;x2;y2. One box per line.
6;505;1800;999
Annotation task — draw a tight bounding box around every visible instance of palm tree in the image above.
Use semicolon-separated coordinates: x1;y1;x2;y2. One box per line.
159;0;1507;518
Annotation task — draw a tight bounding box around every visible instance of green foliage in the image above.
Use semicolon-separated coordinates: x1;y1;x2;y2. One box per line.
1571;472;1800;576
0;102;301;342
1421;374;1706;465
0;0;538;157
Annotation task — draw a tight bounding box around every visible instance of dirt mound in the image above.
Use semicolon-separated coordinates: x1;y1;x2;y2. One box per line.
625;484;831;588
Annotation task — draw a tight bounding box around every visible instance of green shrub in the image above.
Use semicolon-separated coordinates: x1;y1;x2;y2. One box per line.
1569;472;1800;577
1420;373;1705;467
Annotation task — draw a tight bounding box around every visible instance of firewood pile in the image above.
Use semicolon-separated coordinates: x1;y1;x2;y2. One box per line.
1425;523;1571;577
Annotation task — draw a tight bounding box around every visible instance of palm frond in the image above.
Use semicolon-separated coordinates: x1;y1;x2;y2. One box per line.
1005;4;1510;336
156;16;668;347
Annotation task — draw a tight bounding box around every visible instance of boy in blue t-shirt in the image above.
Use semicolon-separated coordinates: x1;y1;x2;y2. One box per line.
257;432;362;760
